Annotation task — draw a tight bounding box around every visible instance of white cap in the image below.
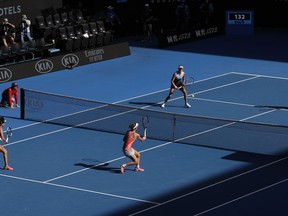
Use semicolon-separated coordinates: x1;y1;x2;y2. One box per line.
178;65;184;69
133;123;139;130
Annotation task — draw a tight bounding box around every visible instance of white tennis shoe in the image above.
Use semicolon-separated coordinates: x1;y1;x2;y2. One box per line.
185;103;191;108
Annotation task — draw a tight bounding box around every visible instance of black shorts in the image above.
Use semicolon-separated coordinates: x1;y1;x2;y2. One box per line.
171;83;183;89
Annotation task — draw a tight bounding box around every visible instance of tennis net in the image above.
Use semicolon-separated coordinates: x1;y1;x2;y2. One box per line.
21;88;288;155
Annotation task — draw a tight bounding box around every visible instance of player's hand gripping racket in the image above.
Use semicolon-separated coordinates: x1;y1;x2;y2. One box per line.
6;126;12;143
180;77;195;97
142;116;149;139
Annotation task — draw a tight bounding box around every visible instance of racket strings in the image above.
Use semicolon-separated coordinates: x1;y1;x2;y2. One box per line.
142;116;149;128
7;127;12;137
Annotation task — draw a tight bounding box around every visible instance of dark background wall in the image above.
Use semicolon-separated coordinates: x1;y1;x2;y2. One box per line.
0;0;287;38
224;0;288;28
0;0;62;24
0;0;287;46
61;0;288;30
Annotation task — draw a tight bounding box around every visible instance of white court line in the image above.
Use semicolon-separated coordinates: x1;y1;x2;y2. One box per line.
0;173;159;205
191;75;260;96
193;97;255;107
173;109;276;143
43;156;126;183
230;71;288;81
193;178;288;216
129;156;288;216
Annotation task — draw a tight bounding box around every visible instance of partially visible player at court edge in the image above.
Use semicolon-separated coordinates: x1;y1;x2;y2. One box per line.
0;116;13;170
161;65;191;108
0;82;19;108
120;123;147;173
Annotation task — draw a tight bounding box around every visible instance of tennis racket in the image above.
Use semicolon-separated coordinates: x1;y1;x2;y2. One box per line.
142;116;149;129
6;126;12;142
183;77;195;86
180;77;195;97
142;116;149;139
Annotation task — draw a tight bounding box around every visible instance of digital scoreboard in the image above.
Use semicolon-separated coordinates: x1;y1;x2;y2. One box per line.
226;10;254;34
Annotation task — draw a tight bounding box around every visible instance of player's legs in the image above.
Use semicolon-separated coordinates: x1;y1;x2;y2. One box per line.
126;154;139;167
180;87;191;107
133;150;144;171
0;145;13;170
121;149;144;173
161;87;175;107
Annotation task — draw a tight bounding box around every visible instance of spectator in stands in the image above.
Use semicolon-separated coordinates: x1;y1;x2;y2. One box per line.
175;0;190;32
140;3;154;42
198;0;214;26
1;18;15;48
0;116;13;171
0;82;19;109
105;5;121;36
19;14;33;43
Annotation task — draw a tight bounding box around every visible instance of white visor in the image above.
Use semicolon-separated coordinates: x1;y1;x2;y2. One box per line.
133;123;139;129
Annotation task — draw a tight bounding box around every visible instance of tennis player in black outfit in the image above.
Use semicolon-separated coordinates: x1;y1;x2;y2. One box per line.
161;65;191;108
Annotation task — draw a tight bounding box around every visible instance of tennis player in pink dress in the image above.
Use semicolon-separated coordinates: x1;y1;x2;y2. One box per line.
120;122;147;173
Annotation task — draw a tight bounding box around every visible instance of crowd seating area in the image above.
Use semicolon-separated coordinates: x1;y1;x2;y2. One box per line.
0;9;113;66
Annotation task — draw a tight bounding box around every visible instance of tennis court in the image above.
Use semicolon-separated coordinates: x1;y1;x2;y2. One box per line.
1;31;288;216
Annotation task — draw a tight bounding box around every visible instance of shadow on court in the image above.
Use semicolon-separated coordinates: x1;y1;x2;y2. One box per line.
108;152;288;216
74;162;122;174
254;105;288;110
129;102;161;107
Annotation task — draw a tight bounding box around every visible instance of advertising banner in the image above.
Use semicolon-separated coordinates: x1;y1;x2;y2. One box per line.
0;42;130;83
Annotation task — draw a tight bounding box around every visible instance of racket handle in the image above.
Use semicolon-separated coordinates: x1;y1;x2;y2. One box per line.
143;128;147;139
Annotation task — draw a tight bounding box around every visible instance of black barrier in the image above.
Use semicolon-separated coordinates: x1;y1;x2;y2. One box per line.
0;42;131;83
158;25;223;47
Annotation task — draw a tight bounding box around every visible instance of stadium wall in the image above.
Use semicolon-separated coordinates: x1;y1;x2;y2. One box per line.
0;42;130;83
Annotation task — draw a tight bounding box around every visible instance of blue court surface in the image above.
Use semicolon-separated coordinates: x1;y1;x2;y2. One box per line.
1;31;288;216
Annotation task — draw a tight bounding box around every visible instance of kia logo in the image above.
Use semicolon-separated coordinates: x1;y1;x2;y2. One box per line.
0;68;12;82
26;97;43;110
61;54;79;68
35;59;54;73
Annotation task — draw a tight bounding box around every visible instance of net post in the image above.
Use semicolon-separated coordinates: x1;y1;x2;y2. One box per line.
172;115;176;142
20;88;25;119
